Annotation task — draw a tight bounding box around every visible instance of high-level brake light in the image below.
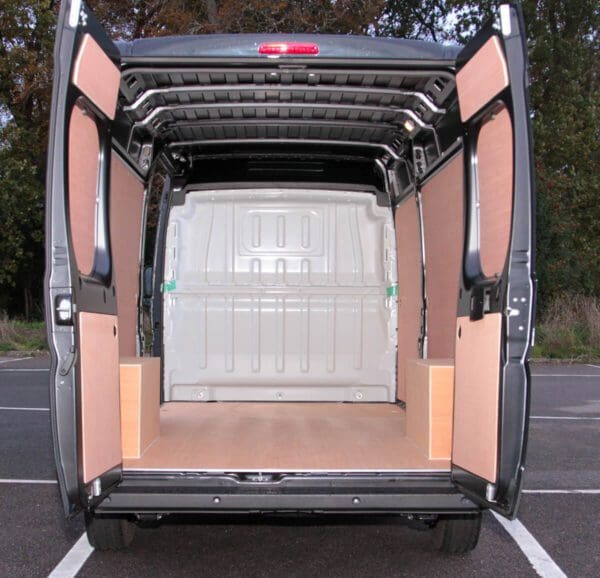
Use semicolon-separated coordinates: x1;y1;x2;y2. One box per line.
258;42;319;56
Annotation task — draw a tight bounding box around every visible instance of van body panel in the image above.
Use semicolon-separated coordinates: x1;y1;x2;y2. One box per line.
117;33;461;61
451;3;534;517
45;0;124;513
162;188;397;403
95;472;477;515
46;1;534;523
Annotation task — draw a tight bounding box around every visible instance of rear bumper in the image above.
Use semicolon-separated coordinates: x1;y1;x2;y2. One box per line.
95;472;478;515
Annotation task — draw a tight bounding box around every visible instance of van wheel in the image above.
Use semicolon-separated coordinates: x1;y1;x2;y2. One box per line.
84;512;136;550
431;513;482;554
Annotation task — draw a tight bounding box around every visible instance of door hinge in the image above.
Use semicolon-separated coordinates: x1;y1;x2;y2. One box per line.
469;286;491;321
59;346;77;376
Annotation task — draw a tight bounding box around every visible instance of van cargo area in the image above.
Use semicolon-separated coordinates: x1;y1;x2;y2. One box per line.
123;403;449;472
46;1;534;550
123;183;453;473
100;48;473;476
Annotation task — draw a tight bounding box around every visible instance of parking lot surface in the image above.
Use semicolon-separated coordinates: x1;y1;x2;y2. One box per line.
0;355;598;577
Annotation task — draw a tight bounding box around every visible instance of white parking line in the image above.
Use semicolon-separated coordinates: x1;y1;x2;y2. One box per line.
48;533;94;578
0;478;57;484
0;356;32;365
530;415;600;420
585;364;600;369
0;406;50;411
531;374;600;378
0;368;50;372
523;489;600;494
491;512;567;578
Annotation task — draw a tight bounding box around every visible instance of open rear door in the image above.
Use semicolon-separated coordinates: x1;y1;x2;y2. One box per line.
451;3;535;517
45;0;124;514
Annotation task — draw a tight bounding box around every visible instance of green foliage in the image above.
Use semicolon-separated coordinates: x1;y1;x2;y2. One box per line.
0;314;47;352
522;0;600;307
0;125;45;278
533;294;600;361
0;0;57;317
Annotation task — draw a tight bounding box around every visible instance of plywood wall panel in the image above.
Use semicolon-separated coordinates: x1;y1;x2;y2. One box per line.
120;357;160;459
406;358;454;460
72;34;121;120
456;36;509;122
110;155;145;356
68;104;99;276
477;106;514;279
395;196;423;401
421;153;465;359
452;313;502;482
79;312;121;483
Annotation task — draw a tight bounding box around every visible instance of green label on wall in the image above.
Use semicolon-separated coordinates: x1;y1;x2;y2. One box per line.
162;279;177;292
387;284;398;297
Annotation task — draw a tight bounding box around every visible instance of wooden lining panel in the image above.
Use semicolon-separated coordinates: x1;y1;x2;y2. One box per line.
421;153;464;358
452;313;502;482
395;196;423;401
72;34;121;120
79;312;121;483
110;155;145;356
68;103;99;276
457;36;509;122
406;359;454;460
123;402;450;472
477;106;514;279
120;358;160;459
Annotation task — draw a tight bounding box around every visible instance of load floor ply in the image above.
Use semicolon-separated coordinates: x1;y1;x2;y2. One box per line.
163;188;398;402
123;402;450;472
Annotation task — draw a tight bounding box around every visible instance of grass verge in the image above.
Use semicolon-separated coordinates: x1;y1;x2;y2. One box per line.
0;313;48;352
532;293;600;362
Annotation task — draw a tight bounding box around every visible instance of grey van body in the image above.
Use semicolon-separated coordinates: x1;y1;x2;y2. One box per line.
45;0;535;552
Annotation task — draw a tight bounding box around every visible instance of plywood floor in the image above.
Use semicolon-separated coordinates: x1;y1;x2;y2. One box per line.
123;402;450;472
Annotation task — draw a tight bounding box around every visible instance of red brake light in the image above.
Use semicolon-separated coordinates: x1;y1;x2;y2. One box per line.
258;42;319;56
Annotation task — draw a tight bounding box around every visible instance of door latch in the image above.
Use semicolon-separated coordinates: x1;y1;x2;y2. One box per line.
469;286;491;321
54;294;73;325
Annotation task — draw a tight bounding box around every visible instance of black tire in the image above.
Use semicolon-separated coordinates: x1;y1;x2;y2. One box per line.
85;512;136;551
432;513;482;554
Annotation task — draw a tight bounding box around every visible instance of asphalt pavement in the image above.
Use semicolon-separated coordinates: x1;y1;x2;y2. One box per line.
0;355;598;577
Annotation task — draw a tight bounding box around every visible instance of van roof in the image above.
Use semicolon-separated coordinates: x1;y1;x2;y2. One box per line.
116;34;460;62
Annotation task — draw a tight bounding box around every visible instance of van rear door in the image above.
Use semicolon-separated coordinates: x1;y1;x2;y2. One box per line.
451;3;535;518
45;0;124;514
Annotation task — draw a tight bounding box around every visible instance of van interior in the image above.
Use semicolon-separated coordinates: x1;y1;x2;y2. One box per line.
66;29;515;486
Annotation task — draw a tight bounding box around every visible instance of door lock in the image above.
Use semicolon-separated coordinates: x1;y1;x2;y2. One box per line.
55;294;73;325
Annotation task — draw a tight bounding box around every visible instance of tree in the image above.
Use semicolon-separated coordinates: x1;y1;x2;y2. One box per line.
0;0;57;317
522;0;600;305
0;0;597;317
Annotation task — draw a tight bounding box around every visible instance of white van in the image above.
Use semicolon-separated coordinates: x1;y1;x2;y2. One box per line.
45;0;535;553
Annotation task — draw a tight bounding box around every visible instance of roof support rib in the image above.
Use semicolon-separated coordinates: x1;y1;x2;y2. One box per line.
167;138;403;160
123;84;446;116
